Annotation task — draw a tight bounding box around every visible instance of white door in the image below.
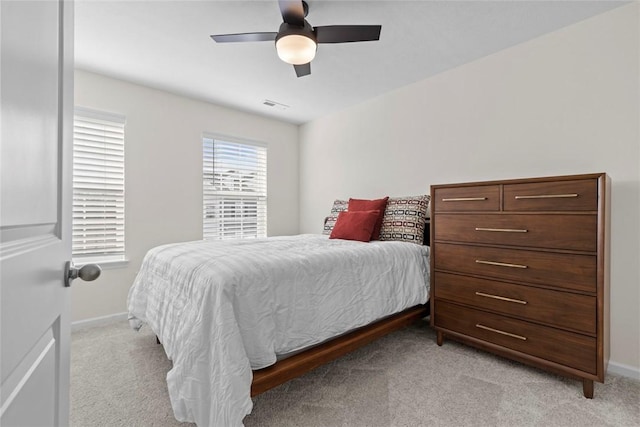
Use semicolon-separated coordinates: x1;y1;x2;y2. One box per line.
1;1;75;425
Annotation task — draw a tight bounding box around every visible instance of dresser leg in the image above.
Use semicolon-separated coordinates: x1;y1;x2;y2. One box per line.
156;335;160;345
582;379;594;398
436;331;443;346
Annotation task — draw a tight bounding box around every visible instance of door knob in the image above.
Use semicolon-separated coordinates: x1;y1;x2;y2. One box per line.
64;261;101;287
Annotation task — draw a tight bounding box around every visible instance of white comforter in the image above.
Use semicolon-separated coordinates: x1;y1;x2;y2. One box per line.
127;234;430;426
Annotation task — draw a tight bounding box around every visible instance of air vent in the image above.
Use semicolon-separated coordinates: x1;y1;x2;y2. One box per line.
262;99;290;111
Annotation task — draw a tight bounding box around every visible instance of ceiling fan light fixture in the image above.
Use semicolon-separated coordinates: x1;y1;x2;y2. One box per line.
276;33;316;65
210;1;382;77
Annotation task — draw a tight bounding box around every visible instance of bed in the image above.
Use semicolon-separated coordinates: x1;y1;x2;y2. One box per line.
128;206;430;426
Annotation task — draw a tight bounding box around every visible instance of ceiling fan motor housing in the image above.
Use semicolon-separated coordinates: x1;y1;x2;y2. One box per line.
275;21;317;44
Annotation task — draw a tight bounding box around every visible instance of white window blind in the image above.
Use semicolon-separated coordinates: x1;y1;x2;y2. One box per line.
72;107;125;260
203;136;267;240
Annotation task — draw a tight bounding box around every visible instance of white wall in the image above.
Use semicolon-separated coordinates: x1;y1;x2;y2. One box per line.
72;70;299;322
299;4;640;373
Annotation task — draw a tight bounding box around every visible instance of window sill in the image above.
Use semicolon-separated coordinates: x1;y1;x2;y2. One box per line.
72;256;129;270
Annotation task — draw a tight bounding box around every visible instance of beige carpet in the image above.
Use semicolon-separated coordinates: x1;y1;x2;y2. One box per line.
71;319;639;426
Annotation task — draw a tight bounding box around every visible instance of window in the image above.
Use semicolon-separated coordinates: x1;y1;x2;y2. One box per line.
72;107;126;263
203;135;267;240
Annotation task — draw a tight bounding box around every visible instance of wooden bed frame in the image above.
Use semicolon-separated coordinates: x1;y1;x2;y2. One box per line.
251;303;429;396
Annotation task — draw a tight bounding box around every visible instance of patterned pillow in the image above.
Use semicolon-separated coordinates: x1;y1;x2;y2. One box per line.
322;199;349;235
379;195;431;244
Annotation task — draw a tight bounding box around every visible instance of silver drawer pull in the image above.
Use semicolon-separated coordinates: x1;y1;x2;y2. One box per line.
475;227;528;233
476;259;528;269
475;292;527;305
442;197;487;202
514;193;578;200
476;324;527;340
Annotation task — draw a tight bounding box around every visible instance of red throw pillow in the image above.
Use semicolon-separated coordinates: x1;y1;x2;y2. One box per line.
348;197;389;240
329;210;380;242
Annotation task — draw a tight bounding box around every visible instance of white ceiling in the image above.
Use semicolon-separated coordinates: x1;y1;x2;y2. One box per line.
75;1;625;125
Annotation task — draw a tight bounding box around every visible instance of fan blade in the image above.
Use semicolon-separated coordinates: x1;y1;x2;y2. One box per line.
210;32;277;43
294;62;311;77
314;25;381;44
278;0;305;26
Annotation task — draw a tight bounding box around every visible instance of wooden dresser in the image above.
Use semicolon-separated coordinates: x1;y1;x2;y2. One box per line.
430;173;609;397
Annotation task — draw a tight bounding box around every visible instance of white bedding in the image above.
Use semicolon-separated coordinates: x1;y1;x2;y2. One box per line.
127;234;430;426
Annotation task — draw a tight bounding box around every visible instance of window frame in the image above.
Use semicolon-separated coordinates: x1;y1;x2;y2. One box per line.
72;106;127;267
202;133;268;241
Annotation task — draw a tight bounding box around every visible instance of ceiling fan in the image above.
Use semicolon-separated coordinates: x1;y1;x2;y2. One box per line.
210;0;382;78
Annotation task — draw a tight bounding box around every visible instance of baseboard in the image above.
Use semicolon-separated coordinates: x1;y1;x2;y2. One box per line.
608;360;640;380
69;312;640;381
71;312;128;332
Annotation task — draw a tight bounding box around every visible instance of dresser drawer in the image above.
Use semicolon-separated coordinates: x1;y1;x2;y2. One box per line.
504;179;597;211
435;301;596;374
434;243;596;293
433;185;500;212
434;272;596;334
434;214;596;251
